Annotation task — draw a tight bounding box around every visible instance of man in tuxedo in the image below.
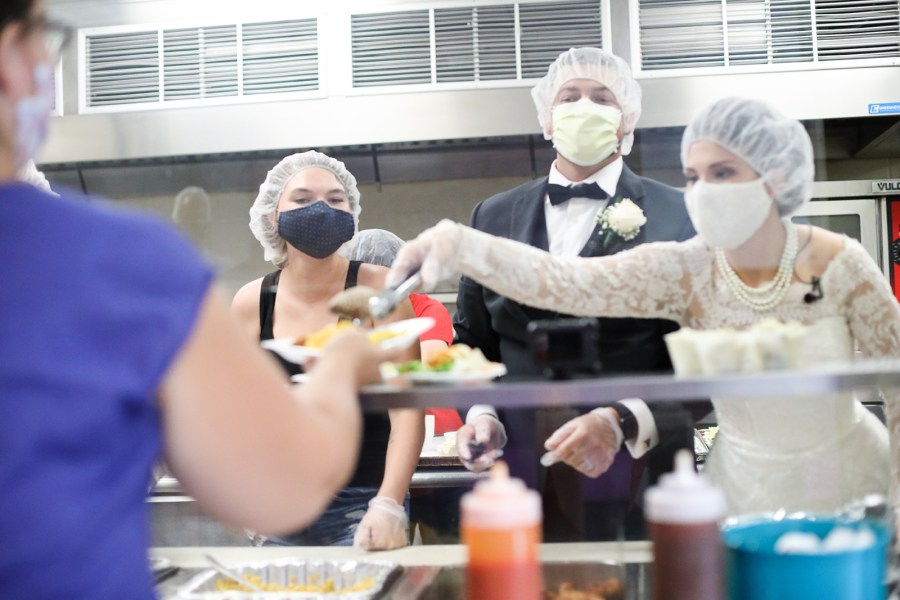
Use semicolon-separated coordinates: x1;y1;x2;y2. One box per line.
452;47;706;541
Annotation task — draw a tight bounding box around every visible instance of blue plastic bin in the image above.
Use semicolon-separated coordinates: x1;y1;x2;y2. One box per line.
722;516;890;600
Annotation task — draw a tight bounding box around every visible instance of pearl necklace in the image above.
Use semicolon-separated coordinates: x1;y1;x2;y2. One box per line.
715;221;798;312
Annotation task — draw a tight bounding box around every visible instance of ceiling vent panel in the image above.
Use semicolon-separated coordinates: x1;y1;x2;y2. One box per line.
82;18;319;111
637;0;899;74
351;1;604;88
434;6;517;83
815;0;900;61
242;19;319;95
351;10;433;87
163;26;238;101
86;31;161;107
518;1;603;78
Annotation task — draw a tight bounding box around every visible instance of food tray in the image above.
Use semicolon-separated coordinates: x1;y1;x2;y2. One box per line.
176;559;399;599
414;561;626;599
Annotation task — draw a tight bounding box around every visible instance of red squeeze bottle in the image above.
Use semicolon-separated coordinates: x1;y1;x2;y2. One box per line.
645;449;727;600
461;461;543;600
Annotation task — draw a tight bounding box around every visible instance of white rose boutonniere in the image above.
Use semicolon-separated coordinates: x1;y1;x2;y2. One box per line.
597;197;646;249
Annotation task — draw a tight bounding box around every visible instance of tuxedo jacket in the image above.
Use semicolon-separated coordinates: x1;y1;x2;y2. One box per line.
454;165;694;376
453;165;705;518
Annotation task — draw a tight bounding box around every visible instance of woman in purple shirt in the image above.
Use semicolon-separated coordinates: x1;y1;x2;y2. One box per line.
0;2;396;598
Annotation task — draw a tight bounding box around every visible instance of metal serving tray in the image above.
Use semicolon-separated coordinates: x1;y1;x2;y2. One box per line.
413;561;631;599
176;559;399;600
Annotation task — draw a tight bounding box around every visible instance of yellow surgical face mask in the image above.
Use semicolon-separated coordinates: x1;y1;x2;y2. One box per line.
551;98;622;167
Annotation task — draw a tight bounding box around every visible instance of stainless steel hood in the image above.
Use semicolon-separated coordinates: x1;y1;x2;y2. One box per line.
40;0;900;165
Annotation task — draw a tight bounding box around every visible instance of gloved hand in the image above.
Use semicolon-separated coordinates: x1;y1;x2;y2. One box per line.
541;408;623;478
386;219;465;291
456;414;508;472
353;496;409;551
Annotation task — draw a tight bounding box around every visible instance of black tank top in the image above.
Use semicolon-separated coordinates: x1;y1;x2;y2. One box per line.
258;261;388;488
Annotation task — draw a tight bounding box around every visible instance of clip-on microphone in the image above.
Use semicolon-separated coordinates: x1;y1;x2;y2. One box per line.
803;276;823;304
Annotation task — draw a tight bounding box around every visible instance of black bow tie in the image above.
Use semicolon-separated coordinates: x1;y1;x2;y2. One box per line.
546;182;608;206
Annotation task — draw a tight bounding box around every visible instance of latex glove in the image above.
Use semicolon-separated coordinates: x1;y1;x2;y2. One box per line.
353;496;409;551
541;408;623;478
456;414;508;472
387;219;465;291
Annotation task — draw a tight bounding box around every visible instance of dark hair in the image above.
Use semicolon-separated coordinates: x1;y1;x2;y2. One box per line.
1;0;33;31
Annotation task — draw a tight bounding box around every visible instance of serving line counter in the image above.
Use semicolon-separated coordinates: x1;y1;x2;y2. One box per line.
357;359;900;410
148;362;900;597
152;361;898;499
151;542;653;599
151;461;486;497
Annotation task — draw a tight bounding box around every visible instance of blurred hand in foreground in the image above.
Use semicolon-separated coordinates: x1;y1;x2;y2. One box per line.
353;496;408;551
541;408;623;478
456;414;508;472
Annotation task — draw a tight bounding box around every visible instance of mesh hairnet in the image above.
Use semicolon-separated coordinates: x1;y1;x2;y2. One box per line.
680;97;814;217
343;228;405;268
531;47;642;155
249;150;361;268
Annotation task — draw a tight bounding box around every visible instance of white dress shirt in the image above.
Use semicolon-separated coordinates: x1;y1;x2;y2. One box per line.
544;158;621;257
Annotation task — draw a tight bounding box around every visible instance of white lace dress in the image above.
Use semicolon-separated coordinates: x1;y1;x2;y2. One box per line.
454;231;900;516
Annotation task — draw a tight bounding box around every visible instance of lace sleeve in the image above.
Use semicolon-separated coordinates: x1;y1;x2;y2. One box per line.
837;240;900;527
456;226;692;323
841;243;900;359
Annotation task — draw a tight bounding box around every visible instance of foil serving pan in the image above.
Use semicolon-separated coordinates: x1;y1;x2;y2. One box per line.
176;558;399;600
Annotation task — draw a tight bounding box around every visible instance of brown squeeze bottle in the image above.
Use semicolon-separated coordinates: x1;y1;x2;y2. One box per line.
645;449;727;600
461;461;543;600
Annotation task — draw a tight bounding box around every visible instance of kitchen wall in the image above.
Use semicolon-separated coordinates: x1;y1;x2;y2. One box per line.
38;0;900;301
42;136;900;302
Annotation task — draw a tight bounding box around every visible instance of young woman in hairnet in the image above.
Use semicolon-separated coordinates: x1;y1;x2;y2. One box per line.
232;151;424;550
388;97;900;517
0;2;399;598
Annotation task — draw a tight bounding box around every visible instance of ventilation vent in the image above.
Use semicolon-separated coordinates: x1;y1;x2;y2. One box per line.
637;0;899;73
242;20;319;95
518;1;603;77
83;18;318;110
87;31;160;107
816;0;900;61
163;26;238;101
351;10;432;87
434;5;517;83
351;1;603;88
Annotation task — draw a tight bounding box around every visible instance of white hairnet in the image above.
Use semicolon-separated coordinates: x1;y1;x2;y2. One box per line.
249;150;361;268
680;97;814;217
531;47;642;155
343;228;405;268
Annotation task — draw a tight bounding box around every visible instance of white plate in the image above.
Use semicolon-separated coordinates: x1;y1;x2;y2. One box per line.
262;317;435;365
261;339;322;365
404;362;507;385
372;317;436;351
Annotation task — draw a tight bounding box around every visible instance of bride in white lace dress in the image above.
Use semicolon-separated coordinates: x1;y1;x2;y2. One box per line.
390;97;900;517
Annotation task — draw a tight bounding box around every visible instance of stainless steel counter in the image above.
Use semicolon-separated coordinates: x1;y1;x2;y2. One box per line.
151;543;653;599
151;467;486;496
359;359;900;411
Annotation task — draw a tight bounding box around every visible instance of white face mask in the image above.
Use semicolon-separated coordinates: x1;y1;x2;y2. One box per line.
684;178;774;249
15;62;55;170
551;98;621;167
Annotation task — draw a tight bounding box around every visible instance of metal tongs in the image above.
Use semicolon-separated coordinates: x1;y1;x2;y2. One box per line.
204;553;263;591
368;271;421;320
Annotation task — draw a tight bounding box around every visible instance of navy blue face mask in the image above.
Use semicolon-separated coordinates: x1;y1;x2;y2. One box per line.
277;201;355;259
